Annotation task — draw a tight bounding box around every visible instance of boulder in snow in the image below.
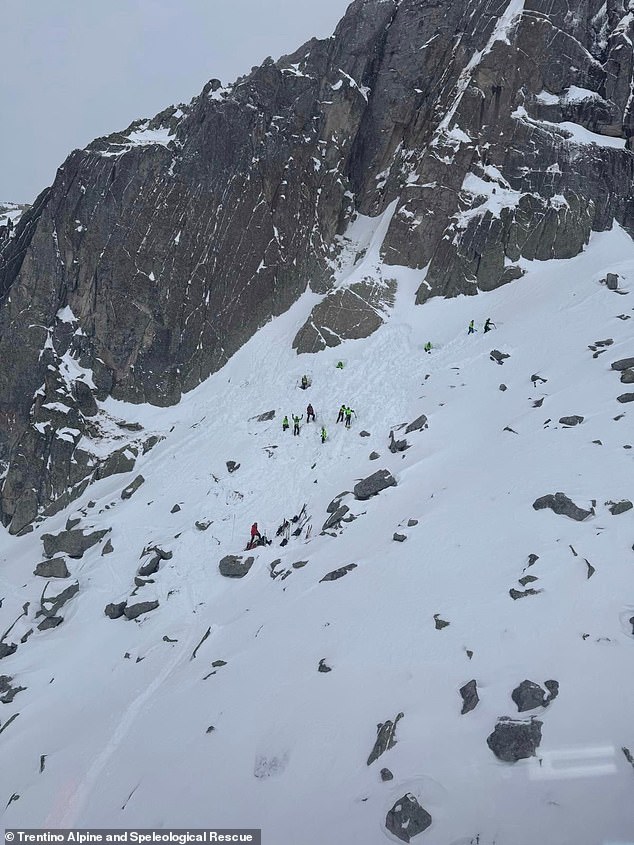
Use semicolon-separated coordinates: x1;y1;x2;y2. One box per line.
608;499;633;515
353;469;396;500
611;357;634;371
105;601;127;619
124;600;159;620
34;556;70;579
511;679;559;712
322;505;350;532
367;712;403;765
42;528;110;559
121;475;145;499
486;718;543;762
389;431;410;453
405;414;428;434
320;563;357;582
219;555;255;578
620;369;634;384
460;679;479;714
0;643;18;660
532;492;592;521
385;793;432;842
559;415;584;426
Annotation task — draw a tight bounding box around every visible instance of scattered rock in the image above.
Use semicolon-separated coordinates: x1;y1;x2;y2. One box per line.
40;581;79;618
559;415;584;426
512;679;559;712
509;588;542;600
532;492;592;521
104;602;127;619
612;358;634;371
123;600;159;620
0;676;25;704
393;533;407;542
389;431;410;453
359;430;371;437
211;659;227;668
434;614;450;630
219;555;255;578
37;616;63;631
608;499;633;515
518;575;538;586
195;520;211;531
121;475;145;499
353;469;396;500
42;528;110;559
531;374;547;384
605;272;619;290
369;451;380;460
407;519;418;527
206;725;216;734
318;659;331;673
321;563;357;582
586;559;596;579
620;369;634;384
226;461;240;473
380;768;394;782
322;505;350;532
617;393;634;403
405;414;428;434
291;560;308;569
367;712;403;765
490;350;510;365
170;503;181;513
326;492;350;513
138;555;161;577
486;718;543;762
385;793;432;842
527;553;539;566
33;557;70;579
254;410;275;422
0;643;17;660
623;747;634;769
101;539;114;555
499;383;507;391
459;679;479;714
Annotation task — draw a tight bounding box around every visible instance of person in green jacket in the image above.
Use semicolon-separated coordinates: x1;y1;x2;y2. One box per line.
282;415;289;432
321;426;327;443
468;320;476;334
344;407;355;429
424;341;432;353
337;404;346;423
292;414;302;436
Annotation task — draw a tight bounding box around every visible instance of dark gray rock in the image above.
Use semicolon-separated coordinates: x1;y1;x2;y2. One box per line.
359;430;371;437
219;555;255;578
509;587;542;600
195;520;211;531
353;470;396;501
527;553;539;566
405;414;428;434
101;538;114;555
380;767;393;782
254;410;275;422
620;368;634;384
326;492;350;514
612;358;634;371
490;350;510;365
322;505;350;532
123;600;159;620
151;546;173;561
367;712;403;765
42;528;109;558
369;451;380;460
34;556;70;578
407;519;418;527
617;393;634;403
0;643;18;660
318;659;331;673
459;679;479;714
559;415;584;426
94;446;137;481
139;555;161;577
487;718;543;763
389;431;410;453
608;499;633;515
385;794;432;842
226;461;240;473
291;560;308;569
393;533;407;542
121;475;145;499
320;563;357;582
499;383;507;391
170;503;181;513
605;272;619;290
0;675;25;704
434;614;450;630
544;680;559;703
518;575;538;586
40;580;79;617
37;616;63;631
532;492;592;521
512;680;547;712
104;601;127;619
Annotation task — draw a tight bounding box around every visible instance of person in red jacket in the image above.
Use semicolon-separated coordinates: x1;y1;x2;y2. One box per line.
250;522;262;544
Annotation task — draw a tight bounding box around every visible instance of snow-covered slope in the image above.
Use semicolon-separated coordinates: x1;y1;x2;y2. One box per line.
1;222;633;843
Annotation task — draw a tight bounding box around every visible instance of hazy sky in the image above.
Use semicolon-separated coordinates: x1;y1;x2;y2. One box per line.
1;0;351;203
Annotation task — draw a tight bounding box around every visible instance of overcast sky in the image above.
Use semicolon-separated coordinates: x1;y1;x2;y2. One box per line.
1;0;351;203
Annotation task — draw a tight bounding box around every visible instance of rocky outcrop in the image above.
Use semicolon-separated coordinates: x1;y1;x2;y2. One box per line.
42;528;109;558
4;0;634;530
219;555;255;578
34;557;70;579
320;563;357;582
511;679;559;712
123;600;159;620
459;680;480;714
367;712;403;765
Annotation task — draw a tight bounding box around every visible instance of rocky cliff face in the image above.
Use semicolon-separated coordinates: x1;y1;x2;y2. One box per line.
1;0;634;533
